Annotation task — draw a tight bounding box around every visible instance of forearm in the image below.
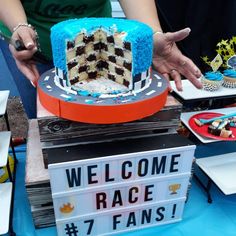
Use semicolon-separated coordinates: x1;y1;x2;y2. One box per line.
0;0;27;32
119;0;162;32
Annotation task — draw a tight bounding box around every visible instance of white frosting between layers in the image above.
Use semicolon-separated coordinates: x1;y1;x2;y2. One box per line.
72;77;129;94
54;75;152;99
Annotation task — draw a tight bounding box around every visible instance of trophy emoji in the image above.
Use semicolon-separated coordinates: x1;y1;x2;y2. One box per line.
169;184;181;195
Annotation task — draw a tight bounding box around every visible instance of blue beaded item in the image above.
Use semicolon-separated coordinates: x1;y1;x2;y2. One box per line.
222;69;236;88
201;71;223;91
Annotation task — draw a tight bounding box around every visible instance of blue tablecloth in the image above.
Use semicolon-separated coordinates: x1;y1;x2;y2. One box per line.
7;144;236;236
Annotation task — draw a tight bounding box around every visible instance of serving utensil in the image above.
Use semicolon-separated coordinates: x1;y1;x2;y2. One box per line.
194;112;236;126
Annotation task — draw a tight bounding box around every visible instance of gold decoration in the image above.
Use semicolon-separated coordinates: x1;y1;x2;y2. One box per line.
210;54;223;72
169;183;181;195
201;56;211;66
231;36;236;44
203;36;236;70
217;37;236;65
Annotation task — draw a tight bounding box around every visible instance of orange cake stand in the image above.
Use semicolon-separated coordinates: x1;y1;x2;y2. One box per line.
38;69;168;124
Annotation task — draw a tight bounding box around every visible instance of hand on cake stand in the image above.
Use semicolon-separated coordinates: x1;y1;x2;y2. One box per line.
9;25;39;87
152;28;203;91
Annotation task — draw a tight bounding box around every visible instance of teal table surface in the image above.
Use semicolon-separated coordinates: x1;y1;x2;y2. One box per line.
6;143;236;236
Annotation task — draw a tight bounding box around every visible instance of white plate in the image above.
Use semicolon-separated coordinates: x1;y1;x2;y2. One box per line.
196;152;236;195
0;182;12;234
170;80;236;100
0;90;9;116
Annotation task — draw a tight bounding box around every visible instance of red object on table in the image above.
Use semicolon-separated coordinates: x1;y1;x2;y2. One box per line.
38;87;168;124
188;112;236;141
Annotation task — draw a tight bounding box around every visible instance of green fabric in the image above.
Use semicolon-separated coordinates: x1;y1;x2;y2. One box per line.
0;0;112;60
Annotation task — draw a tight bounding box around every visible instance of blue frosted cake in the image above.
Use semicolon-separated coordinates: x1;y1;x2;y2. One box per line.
50;18;153;97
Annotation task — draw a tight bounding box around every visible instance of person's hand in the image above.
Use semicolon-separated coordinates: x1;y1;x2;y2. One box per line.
9;25;40;87
152;27;203;91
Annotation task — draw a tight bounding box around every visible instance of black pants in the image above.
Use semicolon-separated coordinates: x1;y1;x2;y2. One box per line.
155;0;236;72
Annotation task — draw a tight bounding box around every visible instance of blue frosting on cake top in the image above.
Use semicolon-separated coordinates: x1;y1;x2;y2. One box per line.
205;71;223;81
51;18;153;76
223;69;236;78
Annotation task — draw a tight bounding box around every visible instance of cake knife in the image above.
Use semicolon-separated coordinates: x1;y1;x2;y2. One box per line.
0;30;49;64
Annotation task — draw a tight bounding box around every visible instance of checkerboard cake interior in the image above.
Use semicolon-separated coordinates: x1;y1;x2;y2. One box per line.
51;18;153;96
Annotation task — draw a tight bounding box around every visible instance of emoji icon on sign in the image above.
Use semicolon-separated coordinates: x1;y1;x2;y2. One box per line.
169;184;181;195
60;203;74;214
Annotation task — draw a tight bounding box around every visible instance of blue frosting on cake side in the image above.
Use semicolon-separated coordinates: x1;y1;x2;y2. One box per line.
205;71;223;81
50;18;153;76
223;69;236;78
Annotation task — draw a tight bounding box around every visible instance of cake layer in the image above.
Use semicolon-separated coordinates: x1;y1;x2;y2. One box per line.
51;18;153;78
55;67;151;96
